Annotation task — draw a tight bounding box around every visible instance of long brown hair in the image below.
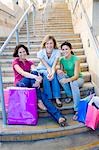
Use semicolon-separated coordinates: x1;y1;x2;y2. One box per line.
41;35;58;49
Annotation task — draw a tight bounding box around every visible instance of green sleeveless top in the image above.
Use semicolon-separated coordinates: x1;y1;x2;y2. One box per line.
60;55;82;78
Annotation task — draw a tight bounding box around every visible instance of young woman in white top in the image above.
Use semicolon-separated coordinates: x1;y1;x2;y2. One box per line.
37;35;62;107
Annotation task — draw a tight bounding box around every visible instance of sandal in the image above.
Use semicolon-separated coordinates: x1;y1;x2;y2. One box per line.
38;100;47;111
55;99;63;108
73;111;78;121
64;97;72;103
58;117;67;127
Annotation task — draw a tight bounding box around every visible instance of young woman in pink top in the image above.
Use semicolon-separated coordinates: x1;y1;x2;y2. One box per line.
12;44;46;110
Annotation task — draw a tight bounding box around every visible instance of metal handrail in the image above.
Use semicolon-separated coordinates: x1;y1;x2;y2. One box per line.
0;2;36;54
42;0;51;35
0;1;38;125
69;0;99;57
0;66;7;125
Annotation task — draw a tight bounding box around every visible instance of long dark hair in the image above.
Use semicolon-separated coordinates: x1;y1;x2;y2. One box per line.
13;44;29;57
61;41;74;55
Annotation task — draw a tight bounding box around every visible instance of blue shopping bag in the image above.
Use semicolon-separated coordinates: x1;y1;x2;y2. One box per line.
77;96;91;123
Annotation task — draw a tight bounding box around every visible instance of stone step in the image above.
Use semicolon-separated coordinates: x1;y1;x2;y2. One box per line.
2;79;94;94
29;17;72;22
20;30;74;34
23;22;73;27
1;48;85;56
0;55;86;65
0;114;89;142
21;26;73;31
2;71;91;84
0;35;81;45
22;24;73;29
1;62;88;73
29;20;72;24
3;33;80;39
0;43;83;52
0;100;74;119
47;18;72;21
0;38;81;46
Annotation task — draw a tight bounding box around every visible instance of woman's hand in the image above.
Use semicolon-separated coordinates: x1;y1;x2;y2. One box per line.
33;81;40;88
59;78;71;84
57;69;65;75
36;75;42;83
47;73;54;81
47;66;52;75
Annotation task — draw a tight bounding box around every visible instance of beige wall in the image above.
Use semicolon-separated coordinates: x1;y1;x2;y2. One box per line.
67;0;99;95
93;0;99;35
82;0;93;25
0;0;29;37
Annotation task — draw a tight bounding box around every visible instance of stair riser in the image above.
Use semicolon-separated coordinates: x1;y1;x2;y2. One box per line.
0;36;81;43
0;34;80;39
31;20;72;22
0;39;81;46
2;73;91;84
21;27;73;31
1;49;84;56
1;63;87;71
20;30;74;34
0;128;89;142
0;57;86;65
0;109;74;120
1;44;83;51
24;23;73;27
2;83;94;98
0;40;81;46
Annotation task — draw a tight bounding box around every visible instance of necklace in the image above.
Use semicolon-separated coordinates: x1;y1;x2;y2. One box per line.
46;52;52;55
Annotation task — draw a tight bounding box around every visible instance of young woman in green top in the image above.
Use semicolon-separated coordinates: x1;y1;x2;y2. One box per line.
56;41;84;120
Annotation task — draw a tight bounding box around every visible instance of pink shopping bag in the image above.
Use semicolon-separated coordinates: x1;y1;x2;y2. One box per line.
7;87;38;125
85;104;99;130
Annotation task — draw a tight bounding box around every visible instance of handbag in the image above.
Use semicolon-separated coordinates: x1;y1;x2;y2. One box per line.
77;95;93;123
85;103;99;130
7;87;38;125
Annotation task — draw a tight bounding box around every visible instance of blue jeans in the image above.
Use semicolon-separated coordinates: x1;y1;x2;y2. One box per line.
43;73;61;99
41;93;64;122
57;74;84;111
16;72;63;122
16;71;42;100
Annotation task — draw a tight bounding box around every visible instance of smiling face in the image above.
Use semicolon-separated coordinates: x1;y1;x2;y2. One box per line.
18;47;27;60
61;45;72;58
45;39;54;54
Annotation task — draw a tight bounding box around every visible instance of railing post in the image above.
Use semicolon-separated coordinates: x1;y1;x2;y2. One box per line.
32;5;35;36
16;29;19;45
0;66;7;125
42;12;45;36
26;13;30;50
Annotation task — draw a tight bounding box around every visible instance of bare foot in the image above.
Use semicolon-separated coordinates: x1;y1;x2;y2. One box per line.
58;117;67;127
72;112;78;121
38;100;47;110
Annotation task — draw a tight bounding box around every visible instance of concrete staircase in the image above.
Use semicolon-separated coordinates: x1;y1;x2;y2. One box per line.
0;1;95;142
